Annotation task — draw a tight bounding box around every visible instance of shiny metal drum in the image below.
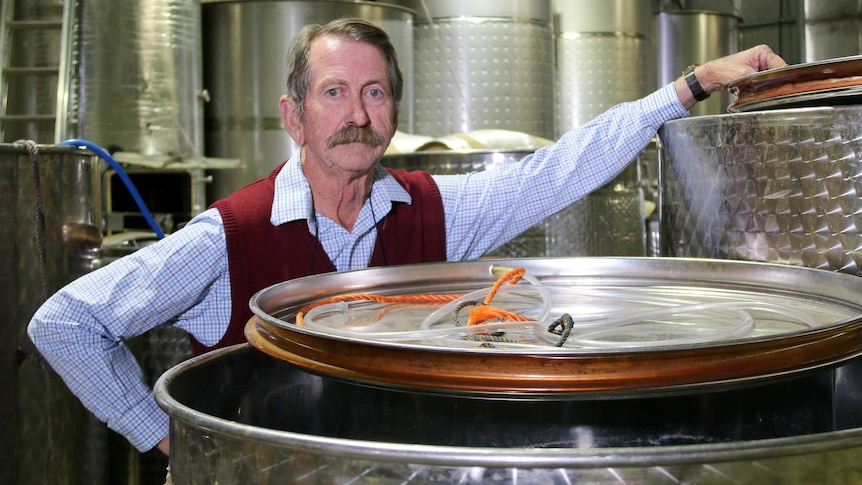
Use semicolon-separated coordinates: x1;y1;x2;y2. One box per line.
1;144;103;484
157;257;862;484
555;0;654;134
659;104;862;275
79;0;203;156
657;10;739;117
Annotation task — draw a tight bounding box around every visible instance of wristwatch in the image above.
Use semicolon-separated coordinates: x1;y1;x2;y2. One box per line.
683;65;710;102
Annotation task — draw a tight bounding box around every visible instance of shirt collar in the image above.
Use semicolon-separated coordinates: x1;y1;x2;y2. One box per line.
270;152;412;232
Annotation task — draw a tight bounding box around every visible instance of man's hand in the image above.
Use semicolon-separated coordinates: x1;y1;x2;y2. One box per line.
676;44;787;110
157;435;170;455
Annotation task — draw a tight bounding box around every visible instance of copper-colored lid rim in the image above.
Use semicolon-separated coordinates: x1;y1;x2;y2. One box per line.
729;55;862;112
245;315;862;396
243;257;862;397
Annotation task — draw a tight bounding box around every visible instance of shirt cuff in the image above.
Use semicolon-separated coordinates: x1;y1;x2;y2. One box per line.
646;83;690;122
114;392;170;452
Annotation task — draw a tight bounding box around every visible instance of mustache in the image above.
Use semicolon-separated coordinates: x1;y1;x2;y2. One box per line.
326;125;387;148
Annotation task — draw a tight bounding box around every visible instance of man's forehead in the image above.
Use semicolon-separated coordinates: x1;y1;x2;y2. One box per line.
308;36;388;81
310;35;380;59
310;34;343;53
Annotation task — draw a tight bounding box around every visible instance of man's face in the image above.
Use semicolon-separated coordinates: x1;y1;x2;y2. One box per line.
281;36;397;175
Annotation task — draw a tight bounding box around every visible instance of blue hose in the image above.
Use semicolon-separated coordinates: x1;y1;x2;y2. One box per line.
59;139;166;239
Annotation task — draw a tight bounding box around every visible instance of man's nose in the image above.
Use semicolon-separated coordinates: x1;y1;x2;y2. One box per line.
346;93;370;126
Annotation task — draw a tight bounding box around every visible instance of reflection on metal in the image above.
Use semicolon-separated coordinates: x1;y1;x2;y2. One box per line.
246;258;862;396
657;10;739;116
659;105;862;275
0;143;103;485
79;0;203;157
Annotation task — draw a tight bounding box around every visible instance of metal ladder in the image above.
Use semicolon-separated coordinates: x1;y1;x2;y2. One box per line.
0;0;76;143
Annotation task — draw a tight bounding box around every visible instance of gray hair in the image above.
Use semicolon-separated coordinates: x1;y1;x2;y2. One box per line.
285;17;403;121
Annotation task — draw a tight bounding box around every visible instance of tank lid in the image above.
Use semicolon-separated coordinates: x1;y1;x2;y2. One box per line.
246;257;862;398
728;55;862;112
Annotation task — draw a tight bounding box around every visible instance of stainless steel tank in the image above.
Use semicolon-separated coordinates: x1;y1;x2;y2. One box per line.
657;10;739;117
383;150;544;257
412;0;553;138
553;0;655;135
545;0;655;257
658;104;862;275
384;147;645;258
156;257;862;484
0;143;104;485
202;0;416;202
78;0;203;157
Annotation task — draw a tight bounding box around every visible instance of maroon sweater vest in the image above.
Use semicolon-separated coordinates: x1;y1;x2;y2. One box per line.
189;164;447;355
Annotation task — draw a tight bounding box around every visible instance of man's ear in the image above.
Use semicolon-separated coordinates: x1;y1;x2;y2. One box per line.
280;95;304;146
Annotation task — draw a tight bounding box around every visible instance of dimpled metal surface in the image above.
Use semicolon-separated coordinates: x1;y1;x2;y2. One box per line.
555;33;652;137
413;19;554;138
659;105;862;275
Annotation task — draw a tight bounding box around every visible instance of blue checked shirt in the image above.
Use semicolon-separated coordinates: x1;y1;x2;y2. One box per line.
28;84;688;452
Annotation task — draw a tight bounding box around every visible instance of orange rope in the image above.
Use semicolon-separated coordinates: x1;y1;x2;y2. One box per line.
295;267;532;328
465;305;534;326
296;293;460;326
482;267;524;305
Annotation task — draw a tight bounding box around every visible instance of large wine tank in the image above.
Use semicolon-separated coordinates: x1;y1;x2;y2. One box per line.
77;0;208;235
78;0;203;158
546;0;655;257
657;8;740;117
659;102;862;276
412;0;554;139
1;144;102;485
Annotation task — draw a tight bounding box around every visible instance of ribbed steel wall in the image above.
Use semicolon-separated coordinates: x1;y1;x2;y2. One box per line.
78;0;203;157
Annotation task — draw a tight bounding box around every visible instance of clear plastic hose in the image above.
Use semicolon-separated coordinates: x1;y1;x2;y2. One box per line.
299;276;825;350
418;266;552;330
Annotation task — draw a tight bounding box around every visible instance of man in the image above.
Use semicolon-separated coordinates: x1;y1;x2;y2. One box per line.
28;18;786;456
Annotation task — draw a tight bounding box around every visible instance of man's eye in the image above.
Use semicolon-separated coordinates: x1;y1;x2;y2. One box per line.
368;89;381;97
326;88;340;97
